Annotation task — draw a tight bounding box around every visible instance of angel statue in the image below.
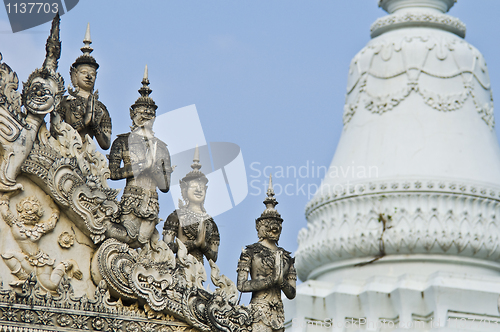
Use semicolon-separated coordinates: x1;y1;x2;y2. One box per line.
0;14;64;191
107;66;173;248
51;23;112;150
163;146;220;264
237;175;297;332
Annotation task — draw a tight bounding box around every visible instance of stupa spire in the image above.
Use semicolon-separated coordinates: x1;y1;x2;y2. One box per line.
291;0;500;329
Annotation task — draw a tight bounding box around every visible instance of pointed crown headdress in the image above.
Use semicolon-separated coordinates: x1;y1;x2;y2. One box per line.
22;13;65;114
180;146;208;185
17;196;44;218
256;174;283;223
71;23;99;70
130;65;157;118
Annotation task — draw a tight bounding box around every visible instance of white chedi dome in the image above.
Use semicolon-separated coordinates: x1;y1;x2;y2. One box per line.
295;0;500;282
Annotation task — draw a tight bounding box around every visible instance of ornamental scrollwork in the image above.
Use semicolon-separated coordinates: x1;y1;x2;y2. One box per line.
343;34;495;129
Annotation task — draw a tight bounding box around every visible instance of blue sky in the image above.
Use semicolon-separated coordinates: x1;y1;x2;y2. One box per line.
1;0;500;303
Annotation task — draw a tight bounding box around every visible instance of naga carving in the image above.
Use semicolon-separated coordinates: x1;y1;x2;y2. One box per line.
22;122;120;244
91;237;253;332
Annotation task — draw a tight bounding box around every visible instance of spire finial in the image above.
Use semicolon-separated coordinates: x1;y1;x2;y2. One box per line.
138;64;152;98
256;173;283;223
191;145;202;171
267;173;274;197
378;0;456;14
81;23;93;55
180;145;208;185
143;64;149;82
263;173;277;211
130;65;157;115
71;22;99;70
84;23;91;43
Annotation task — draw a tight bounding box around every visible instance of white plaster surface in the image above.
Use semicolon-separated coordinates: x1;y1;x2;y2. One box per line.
0;176;97;297
290;1;500;330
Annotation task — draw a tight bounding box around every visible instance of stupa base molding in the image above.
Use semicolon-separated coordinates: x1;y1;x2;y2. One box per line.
284;271;500;331
297;182;500;281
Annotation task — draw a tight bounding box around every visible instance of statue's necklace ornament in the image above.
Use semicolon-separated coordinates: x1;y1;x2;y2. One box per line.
178;209;212;235
14;220;45;241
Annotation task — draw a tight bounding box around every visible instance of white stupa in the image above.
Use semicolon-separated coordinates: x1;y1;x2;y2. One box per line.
286;0;500;330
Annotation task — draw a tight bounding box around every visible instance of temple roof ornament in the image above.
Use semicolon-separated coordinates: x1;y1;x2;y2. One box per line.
55;22;112;151
0;16;264;332
237;174;296;332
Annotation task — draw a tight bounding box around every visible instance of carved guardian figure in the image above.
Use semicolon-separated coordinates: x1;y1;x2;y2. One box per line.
0;194;82;292
107;66;173;248
237;175;296;332
0;14;64;192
